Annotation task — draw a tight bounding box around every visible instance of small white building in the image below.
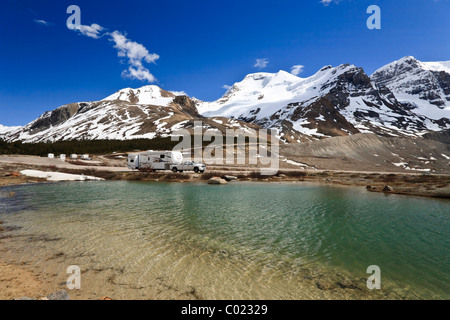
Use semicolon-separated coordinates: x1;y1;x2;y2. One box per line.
60;154;66;161
48;153;55;159
70;154;78;160
81;154;90;160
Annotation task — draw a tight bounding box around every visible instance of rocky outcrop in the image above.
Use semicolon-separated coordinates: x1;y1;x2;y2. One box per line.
28;103;80;134
172;95;200;118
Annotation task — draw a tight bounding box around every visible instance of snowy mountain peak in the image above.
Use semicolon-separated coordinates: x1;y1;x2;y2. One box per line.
102;85;176;106
319;65;333;72
0;124;21;135
398;55;418;63
372;56;450;77
371;56;420;78
197;64;364;121
371;56;450;120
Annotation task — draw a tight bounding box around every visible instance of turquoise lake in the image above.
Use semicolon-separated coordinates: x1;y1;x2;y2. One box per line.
0;181;448;299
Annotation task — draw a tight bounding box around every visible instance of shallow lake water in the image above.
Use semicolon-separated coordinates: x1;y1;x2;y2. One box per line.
0;181;448;299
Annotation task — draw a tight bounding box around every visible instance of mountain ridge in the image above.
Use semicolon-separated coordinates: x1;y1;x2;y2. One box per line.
1;56;449;143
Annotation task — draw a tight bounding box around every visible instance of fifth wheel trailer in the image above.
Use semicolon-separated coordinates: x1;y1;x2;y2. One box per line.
127;151;206;173
127;151;183;171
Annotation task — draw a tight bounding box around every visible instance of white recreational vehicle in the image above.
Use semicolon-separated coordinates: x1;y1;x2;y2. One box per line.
127;151;206;173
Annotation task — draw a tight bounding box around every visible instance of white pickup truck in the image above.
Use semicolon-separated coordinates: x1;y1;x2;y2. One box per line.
171;161;206;173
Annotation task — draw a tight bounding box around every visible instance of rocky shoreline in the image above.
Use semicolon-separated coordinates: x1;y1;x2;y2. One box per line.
1;161;449;199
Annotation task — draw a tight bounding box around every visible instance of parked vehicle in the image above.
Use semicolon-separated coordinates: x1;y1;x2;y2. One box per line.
127;151;183;171
127;151;206;173
171;161;206;173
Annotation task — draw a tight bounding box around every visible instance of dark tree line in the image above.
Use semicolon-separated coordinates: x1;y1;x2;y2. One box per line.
0;138;180;156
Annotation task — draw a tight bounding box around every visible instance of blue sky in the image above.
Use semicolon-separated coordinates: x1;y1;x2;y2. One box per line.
0;0;449;126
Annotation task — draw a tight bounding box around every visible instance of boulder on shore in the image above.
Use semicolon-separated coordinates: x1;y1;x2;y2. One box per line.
382;185;393;192
14;290;70;301
208;177;227;185
46;290;70;300
5;172;21;178
223;175;238;182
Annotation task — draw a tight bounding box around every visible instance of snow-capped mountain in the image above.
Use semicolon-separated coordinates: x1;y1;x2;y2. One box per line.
198;59;450;142
1;56;449;144
1;87;259;143
371;56;450;121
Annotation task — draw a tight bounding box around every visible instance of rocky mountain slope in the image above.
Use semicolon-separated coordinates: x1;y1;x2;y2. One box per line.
280;132;450;173
1;56;449;144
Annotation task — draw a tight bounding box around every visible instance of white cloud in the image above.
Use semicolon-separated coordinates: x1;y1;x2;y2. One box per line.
254;58;269;69
34;19;51;26
170;90;187;96
320;0;342;5
109;31;159;67
71;24;159;83
121;66;156;83
320;0;333;6
222;85;232;90
78;23;104;39
290;65;304;76
109;30;159;83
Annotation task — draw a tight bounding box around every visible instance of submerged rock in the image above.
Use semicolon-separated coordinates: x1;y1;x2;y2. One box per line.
336;279;363;290
316;281;337;291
